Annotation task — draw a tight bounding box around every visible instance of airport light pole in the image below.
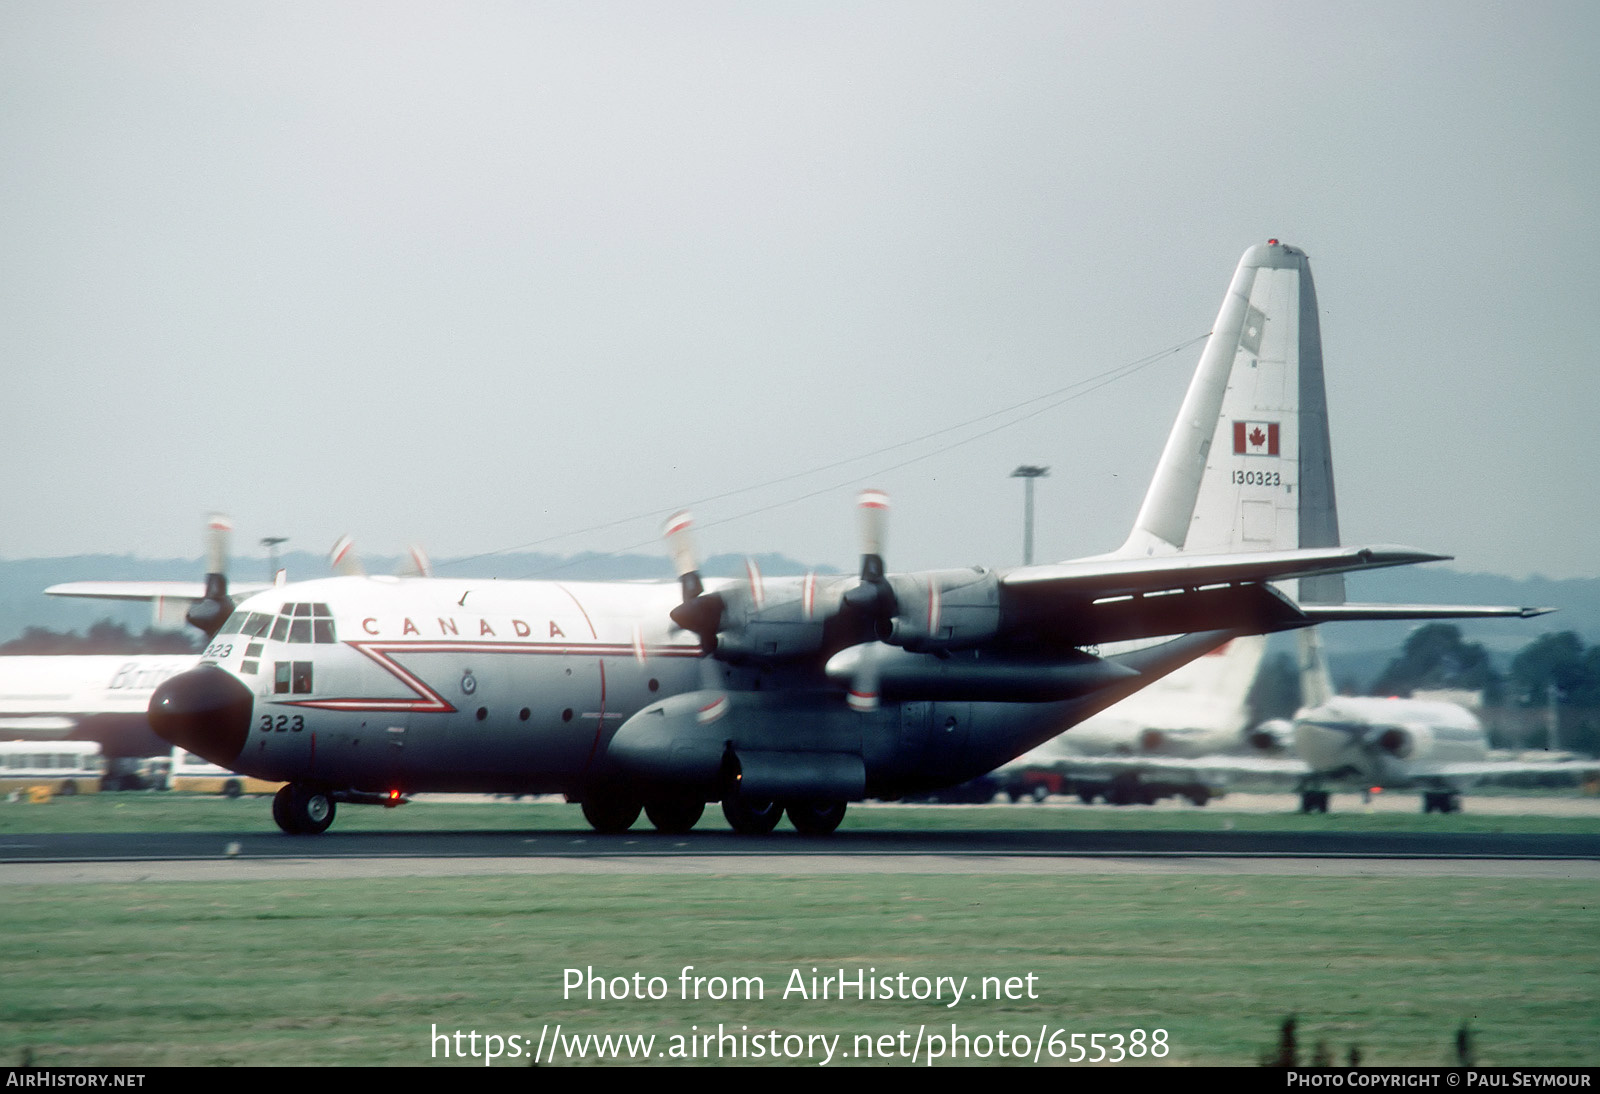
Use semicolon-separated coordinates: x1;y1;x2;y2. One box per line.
1010;465;1049;565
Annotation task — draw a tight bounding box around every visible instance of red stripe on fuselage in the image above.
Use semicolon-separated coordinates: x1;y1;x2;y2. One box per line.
273;638;698;714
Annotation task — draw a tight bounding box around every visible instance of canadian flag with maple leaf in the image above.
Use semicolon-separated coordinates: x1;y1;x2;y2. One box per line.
1232;420;1280;456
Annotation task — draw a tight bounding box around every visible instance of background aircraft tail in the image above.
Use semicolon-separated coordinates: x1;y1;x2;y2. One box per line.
1118;240;1343;602
1296;626;1336;709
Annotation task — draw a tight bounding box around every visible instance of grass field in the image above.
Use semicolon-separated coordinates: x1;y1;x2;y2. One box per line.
2;794;1596;1068
1;874;1595;1067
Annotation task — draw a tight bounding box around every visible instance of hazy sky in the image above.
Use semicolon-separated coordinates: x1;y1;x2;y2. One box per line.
2;2;1596;580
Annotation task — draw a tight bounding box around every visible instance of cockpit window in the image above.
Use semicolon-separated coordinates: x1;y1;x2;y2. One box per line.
275;661;313;694
218;614;246;635
261;602;337;644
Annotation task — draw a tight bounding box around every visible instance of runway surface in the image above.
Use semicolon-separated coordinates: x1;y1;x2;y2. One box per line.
3;825;1597;883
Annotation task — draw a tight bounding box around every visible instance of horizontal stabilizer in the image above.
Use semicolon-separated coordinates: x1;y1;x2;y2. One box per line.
1299;604;1555;622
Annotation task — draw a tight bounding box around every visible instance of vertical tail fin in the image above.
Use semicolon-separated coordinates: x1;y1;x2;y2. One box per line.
1296;626;1336;709
1119;241;1343;601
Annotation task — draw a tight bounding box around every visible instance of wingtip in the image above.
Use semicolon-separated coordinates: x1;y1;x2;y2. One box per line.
1360;545;1453;566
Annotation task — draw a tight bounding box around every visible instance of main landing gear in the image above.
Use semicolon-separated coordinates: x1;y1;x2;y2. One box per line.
1422;791;1461;814
575;794;849;835
1299;789;1331;813
722;798;847;836
579;794;705;834
273;783;336;835
721;797;783;835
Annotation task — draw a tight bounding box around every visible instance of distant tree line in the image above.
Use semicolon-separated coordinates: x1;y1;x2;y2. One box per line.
0;619;198;655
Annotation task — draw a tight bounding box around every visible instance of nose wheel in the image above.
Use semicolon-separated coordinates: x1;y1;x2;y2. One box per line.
273;783;336;835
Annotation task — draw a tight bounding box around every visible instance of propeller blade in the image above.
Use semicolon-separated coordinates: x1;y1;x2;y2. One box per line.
400;544;433;578
204;514;232;577
663;510;703;601
843;489;895;629
329;534;364;577
663;509;721;651
184;513;235;638
846;642;880;713
857;489;888;581
744;556;764;610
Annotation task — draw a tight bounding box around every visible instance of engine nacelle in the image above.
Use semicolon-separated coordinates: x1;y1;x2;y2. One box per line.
884;568;1001;652
1374;724;1427;760
824;645;1138;703
1247;718;1292;753
606;688;874;796
703;573;847;663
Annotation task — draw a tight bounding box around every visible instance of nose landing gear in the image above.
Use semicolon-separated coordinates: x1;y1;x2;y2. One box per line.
273;783;336;835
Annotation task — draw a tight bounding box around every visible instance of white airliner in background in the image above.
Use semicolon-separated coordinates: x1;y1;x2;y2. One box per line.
0;654;195;782
28;242;1552;835
1279;628;1591;813
992;635;1269;804
1084;626;1594;814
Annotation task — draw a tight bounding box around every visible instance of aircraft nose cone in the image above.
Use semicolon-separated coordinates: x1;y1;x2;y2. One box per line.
149;666;253;767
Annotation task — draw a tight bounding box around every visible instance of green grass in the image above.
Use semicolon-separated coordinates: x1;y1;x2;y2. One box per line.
0;875;1594;1067
3;791;1598;835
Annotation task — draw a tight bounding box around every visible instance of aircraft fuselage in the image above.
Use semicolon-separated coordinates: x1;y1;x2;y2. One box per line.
155;574;1123;804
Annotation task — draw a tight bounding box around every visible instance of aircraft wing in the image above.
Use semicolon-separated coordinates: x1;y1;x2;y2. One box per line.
1403;758;1600;781
1009;752;1310;779
1002;544;1450;597
44;581;272;605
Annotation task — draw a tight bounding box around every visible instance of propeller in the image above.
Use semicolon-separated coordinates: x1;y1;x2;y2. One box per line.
664;511;723;652
184;514;235;639
661;511;728;704
841;490;893;711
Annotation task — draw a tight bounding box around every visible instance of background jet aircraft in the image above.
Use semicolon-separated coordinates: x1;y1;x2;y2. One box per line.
1282;627;1590;813
145;242;1548;837
991;635;1269;804
1078;627;1592;813
0;653;195;782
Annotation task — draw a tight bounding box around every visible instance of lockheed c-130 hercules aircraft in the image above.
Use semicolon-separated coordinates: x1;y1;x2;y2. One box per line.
140;241;1549;836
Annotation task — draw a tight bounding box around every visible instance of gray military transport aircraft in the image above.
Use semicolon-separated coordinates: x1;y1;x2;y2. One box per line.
145;242;1549;836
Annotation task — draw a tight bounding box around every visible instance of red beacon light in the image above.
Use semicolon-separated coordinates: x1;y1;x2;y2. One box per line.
1267;238;1279;246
